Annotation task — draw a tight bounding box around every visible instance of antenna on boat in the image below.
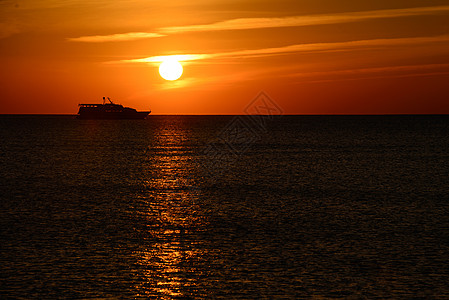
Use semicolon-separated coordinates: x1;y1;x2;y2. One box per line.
107;97;113;104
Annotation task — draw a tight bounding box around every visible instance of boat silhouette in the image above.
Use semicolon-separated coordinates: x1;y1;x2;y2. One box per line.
77;97;150;119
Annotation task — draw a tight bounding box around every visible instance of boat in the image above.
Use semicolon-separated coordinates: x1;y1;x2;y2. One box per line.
77;97;150;119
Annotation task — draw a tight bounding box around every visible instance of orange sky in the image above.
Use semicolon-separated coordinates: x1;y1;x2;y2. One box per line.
1;0;449;114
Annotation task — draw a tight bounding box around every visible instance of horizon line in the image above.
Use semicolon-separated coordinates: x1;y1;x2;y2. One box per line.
1;113;448;116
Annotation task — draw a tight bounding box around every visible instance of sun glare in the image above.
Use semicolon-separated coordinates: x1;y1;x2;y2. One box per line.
159;59;183;81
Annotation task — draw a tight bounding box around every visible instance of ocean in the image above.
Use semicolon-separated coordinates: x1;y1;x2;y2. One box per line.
1;115;448;298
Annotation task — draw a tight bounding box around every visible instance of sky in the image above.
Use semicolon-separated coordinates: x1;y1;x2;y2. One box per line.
1;0;449;114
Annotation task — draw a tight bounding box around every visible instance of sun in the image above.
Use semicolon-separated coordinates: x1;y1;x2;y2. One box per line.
159;59;183;81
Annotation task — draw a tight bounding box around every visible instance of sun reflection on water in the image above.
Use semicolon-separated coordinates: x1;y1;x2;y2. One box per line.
134;118;206;298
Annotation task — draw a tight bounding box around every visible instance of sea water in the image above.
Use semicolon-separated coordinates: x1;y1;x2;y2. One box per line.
1;115;449;298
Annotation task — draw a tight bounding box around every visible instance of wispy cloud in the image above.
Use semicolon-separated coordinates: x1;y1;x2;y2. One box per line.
289;63;449;79
68;5;449;42
67;32;164;42
298;70;449;84
112;35;449;64
159;5;449;34
127;54;209;63
149;62;449;92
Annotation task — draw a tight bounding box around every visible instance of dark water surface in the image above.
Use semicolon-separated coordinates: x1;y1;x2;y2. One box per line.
1;115;449;298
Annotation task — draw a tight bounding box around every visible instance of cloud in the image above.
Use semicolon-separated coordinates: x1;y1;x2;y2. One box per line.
289;63;449;79
127;54;210;63
112;35;449;64
68;5;449;42
159;5;449;34
299;70;449;84
67;32;164;42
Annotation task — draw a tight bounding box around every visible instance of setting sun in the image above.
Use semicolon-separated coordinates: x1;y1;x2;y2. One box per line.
159;59;183;81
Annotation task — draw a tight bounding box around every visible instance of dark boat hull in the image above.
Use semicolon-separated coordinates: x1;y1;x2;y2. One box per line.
77;111;150;120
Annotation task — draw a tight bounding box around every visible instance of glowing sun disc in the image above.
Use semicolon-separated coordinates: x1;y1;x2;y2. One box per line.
159;59;183;81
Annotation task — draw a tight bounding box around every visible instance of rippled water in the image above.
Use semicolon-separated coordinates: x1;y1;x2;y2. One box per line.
1;115;449;298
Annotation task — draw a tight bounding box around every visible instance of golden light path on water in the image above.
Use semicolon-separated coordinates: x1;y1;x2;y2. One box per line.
133;118;206;298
